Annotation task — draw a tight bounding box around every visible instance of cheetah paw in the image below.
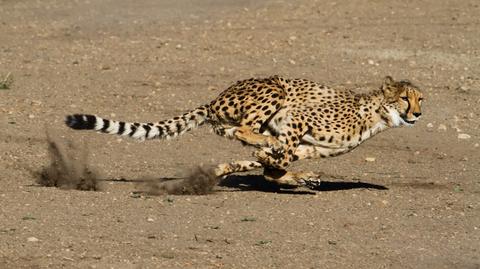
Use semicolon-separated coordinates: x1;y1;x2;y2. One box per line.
303;177;322;189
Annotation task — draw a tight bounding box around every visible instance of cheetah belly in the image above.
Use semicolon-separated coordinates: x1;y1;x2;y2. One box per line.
299;134;359;157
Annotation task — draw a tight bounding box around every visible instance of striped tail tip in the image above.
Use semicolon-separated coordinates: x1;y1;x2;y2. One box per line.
65;114;97;130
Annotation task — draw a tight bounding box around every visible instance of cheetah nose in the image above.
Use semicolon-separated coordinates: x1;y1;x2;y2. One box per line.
413;112;422;117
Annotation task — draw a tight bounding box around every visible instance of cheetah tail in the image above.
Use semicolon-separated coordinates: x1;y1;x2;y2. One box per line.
65;105;210;140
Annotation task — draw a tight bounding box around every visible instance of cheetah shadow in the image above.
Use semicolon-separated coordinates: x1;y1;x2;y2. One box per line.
219;174;388;194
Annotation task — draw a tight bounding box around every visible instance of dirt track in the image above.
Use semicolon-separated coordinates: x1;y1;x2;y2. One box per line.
0;0;479;268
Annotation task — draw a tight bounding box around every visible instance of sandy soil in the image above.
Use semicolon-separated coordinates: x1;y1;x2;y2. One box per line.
0;0;479;268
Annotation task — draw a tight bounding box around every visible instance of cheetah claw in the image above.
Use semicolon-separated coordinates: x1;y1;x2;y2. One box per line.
304;178;322;189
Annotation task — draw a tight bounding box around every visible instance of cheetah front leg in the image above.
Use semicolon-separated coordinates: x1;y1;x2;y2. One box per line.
248;117;325;187
253;116;308;170
256;145;325;188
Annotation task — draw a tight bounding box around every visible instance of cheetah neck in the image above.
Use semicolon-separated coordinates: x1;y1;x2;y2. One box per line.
356;90;395;140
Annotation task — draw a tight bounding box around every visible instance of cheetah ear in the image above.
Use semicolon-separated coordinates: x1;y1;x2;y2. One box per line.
383;76;395;87
381;76;396;99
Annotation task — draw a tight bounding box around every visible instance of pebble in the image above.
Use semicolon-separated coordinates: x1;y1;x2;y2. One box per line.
147;217;154;222
27;237;39;242
28;114;35;119
367;59;375;65
458;133;471;140
365;157;376;162
437;124;447;131
426;123;434;128
456;86;470;93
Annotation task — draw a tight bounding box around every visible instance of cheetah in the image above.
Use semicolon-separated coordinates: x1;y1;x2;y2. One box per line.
65;75;423;188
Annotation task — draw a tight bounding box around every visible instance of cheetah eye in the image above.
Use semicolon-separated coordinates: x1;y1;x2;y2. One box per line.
400;96;408;101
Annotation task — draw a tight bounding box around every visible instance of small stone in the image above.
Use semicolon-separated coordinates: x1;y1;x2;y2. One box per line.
458;133;471;140
27;237;39;242
28;114;35;119
176;44;182;49
147;217;154;222
475;143;479;148
456;86;470;93
289;59;296;65
437;124;447;131
365;157;376;162
426;123;434;128
367;59;375;65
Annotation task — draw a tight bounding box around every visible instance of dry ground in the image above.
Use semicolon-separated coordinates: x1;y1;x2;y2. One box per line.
0;0;479;268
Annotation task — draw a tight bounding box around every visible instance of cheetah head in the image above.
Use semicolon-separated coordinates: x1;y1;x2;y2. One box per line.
381;76;423;127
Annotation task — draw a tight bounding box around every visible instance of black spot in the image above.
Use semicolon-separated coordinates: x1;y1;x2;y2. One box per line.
157;126;163;137
143;124;151;137
176;122;183;132
128;126;137;137
100;119;110;132
118;122;125;134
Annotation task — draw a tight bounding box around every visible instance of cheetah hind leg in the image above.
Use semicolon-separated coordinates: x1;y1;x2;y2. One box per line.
211;160;321;189
212;160;263;177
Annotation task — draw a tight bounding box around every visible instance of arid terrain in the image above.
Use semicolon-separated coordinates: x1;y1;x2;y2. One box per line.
0;0;479;268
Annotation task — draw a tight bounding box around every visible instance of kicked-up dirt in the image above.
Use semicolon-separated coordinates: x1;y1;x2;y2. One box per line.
0;0;479;268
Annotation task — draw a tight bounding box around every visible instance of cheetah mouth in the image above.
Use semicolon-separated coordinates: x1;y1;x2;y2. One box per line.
400;116;417;125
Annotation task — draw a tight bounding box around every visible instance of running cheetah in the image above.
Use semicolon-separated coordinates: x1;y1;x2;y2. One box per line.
66;75;423;188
